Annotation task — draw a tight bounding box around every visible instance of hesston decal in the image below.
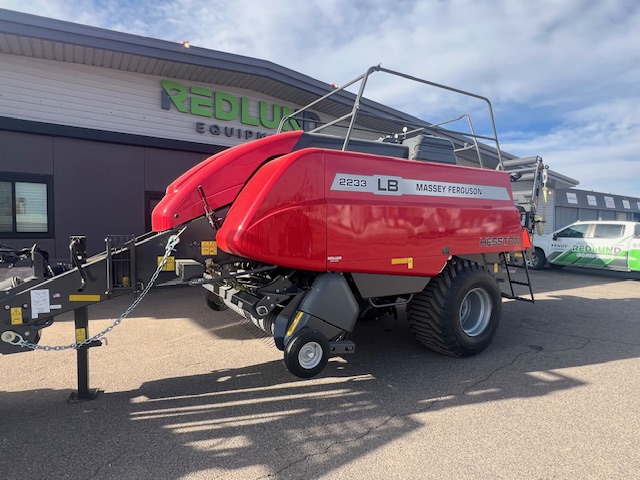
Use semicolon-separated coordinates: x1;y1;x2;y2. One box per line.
480;236;521;247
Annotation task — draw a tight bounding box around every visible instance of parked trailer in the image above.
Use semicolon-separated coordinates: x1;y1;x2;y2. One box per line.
1;66;547;395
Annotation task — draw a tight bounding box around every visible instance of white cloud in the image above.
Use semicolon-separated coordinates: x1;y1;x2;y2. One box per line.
502;97;640;196
1;0;639;197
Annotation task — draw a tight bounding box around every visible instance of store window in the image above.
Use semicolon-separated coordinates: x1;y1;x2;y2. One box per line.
0;174;53;237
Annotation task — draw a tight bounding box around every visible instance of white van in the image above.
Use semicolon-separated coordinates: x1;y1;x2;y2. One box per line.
530;220;640;272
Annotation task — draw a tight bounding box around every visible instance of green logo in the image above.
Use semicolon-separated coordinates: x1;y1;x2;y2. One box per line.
161;80;301;131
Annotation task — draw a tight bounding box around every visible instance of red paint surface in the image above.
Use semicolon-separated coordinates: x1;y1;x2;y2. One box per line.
216;148;527;276
151;131;303;231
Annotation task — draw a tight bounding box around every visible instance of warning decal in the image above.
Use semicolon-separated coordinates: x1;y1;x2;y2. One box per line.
158;256;175;272
201;241;218;256
10;308;22;325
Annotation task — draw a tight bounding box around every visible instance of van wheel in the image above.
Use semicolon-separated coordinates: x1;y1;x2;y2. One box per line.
407;260;501;357
527;248;546;270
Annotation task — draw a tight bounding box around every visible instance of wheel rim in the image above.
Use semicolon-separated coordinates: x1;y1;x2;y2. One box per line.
298;341;323;369
459;288;492;337
526;251;538;268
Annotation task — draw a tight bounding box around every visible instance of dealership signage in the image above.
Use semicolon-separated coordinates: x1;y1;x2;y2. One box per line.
161;80;320;140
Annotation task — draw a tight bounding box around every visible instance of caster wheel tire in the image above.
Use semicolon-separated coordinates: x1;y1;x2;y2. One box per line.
205;291;228;311
284;329;330;379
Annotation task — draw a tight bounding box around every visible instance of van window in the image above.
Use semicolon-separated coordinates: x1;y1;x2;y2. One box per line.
593;224;624;239
635;224;640;238
556;224;590;238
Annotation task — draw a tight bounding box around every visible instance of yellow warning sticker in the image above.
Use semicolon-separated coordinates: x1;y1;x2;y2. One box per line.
391;257;414;269
201;241;218;256
158;256;175;271
75;328;87;343
69;294;101;302
10;308;23;325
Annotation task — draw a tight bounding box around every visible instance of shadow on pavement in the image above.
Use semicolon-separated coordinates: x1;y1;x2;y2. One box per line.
2;281;639;479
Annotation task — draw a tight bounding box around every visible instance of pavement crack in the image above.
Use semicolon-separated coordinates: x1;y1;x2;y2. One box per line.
461;349;533;395
255;410;422;480
255;351;537;479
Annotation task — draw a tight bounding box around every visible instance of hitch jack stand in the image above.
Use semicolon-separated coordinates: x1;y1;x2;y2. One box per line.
68;306;101;403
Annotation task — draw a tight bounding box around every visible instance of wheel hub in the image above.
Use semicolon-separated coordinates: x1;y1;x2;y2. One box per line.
459;287;492;337
298;342;323;369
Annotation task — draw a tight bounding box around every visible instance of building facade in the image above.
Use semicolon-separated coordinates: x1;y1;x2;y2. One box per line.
552;188;640;229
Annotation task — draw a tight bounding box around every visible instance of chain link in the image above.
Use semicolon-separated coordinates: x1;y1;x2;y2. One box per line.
7;229;185;351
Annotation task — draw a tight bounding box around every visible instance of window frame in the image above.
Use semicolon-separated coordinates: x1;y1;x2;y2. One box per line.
0;173;54;239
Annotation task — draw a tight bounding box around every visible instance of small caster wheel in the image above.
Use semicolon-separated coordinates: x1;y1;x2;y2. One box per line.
284;329;330;379
205;291;227;311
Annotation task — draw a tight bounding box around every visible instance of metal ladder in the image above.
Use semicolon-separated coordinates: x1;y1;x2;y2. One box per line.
499;251;535;303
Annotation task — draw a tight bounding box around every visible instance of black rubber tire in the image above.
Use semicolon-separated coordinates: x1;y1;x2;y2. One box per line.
205;290;228;311
407;260;501;357
527;248;546;270
284;329;330;379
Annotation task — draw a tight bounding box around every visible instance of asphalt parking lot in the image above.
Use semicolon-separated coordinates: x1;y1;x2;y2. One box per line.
1;266;639;479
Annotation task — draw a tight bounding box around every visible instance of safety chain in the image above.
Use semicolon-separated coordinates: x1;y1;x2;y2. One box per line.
5;228;185;352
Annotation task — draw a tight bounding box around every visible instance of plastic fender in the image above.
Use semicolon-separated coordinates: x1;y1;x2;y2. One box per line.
152;131;304;231
217;149;328;270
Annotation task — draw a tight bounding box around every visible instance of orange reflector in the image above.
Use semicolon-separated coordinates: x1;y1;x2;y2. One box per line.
522;228;532;249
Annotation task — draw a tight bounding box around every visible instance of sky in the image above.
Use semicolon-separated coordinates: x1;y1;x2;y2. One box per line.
1;0;639;197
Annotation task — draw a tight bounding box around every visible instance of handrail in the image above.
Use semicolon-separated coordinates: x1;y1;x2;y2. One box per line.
277;64;504;169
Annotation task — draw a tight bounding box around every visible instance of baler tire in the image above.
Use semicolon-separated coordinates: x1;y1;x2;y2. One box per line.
284;329;330;379
407;260;501;357
205;290;228;311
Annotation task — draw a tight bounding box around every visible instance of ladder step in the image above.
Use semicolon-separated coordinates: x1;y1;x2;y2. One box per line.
501;293;535;303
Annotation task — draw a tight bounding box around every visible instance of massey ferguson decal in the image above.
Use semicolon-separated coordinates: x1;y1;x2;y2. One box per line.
330;174;511;200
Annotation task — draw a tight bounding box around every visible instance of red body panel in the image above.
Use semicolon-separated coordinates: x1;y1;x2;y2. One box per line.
217;150;328;270
151;131;304;231
217;148;528;276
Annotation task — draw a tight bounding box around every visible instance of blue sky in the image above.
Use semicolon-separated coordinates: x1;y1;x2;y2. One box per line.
2;0;639;197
